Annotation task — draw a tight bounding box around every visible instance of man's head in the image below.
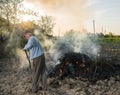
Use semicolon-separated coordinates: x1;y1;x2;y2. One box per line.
24;30;33;40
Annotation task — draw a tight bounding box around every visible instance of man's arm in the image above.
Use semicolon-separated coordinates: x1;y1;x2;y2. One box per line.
23;37;33;50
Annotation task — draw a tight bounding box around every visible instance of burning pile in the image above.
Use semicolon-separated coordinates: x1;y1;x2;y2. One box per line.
48;52;92;79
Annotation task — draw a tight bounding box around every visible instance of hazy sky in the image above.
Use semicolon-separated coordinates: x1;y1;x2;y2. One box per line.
86;0;120;35
24;0;120;35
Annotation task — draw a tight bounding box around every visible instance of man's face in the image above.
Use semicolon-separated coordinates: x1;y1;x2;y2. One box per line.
24;33;31;40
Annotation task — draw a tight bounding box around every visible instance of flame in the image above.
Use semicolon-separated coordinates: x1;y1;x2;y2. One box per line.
76;61;79;64
59;68;63;77
65;61;69;65
80;63;85;67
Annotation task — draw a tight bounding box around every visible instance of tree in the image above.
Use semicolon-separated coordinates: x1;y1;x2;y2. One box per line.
0;0;23;34
108;32;114;38
38;15;55;35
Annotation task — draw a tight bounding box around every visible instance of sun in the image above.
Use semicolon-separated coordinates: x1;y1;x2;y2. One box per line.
20;0;45;22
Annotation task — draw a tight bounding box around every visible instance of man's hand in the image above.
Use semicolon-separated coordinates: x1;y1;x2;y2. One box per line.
23;49;27;51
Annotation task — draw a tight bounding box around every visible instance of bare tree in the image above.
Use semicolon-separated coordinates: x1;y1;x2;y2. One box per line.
0;0;23;33
38;15;55;35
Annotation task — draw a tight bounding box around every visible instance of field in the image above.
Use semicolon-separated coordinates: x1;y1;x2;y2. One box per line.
0;37;120;95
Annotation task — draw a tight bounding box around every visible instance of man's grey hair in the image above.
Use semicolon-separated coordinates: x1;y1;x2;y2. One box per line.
24;30;33;35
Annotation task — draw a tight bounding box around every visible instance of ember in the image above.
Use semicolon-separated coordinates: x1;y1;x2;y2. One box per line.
48;52;92;79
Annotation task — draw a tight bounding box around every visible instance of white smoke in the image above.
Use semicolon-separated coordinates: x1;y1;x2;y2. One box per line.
46;30;100;67
24;0;93;35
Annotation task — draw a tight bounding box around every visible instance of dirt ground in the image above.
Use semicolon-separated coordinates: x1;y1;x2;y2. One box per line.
0;57;120;95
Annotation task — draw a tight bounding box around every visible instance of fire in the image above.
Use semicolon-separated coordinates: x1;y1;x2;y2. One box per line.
59;68;63;77
79;63;85;67
48;52;92;78
76;61;79;64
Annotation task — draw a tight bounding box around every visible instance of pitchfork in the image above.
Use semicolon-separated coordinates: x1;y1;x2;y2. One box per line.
24;50;32;73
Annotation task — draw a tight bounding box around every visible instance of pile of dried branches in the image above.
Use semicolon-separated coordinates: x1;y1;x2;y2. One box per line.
48;52;92;79
48;52;119;83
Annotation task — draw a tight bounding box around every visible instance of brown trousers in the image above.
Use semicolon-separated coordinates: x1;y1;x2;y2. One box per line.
32;54;47;92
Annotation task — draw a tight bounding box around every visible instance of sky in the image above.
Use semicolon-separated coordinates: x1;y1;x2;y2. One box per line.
23;0;120;35
86;0;120;35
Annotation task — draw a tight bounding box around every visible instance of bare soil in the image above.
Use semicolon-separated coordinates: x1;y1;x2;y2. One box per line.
0;58;120;95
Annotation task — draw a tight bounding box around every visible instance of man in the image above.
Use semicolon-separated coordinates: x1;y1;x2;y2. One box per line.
23;30;47;93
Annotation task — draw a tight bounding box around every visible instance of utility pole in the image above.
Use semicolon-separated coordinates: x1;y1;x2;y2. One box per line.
93;20;96;38
101;27;103;34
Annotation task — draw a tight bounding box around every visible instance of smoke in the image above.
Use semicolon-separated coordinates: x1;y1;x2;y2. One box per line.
6;28;100;70
46;30;100;68
24;0;93;35
6;27;30;69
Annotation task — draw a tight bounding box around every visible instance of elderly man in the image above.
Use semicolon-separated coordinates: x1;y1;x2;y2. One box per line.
23;30;47;93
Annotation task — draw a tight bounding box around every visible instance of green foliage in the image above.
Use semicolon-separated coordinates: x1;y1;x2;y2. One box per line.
99;36;120;44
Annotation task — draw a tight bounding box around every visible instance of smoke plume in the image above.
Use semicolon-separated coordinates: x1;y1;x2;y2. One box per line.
24;0;93;35
46;30;100;68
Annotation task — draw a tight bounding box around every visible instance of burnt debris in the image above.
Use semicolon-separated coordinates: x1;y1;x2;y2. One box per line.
48;52;92;79
48;52;119;83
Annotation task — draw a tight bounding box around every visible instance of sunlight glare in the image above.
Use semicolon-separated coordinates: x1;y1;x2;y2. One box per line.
21;15;34;22
20;1;45;22
22;1;34;10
